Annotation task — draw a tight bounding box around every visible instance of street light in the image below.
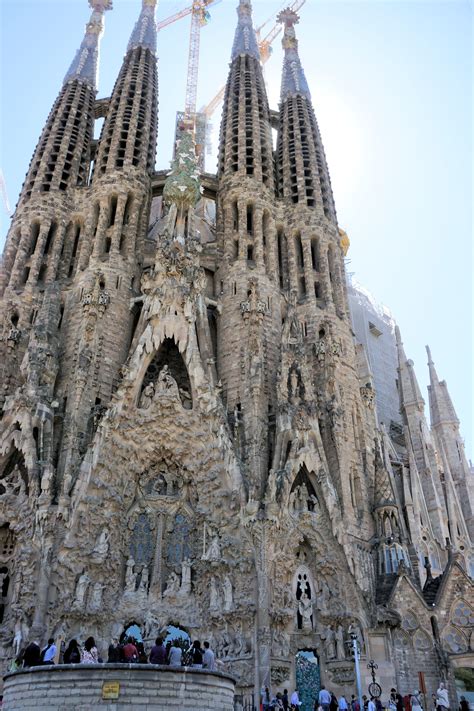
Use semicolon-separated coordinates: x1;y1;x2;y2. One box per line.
349;633;363;711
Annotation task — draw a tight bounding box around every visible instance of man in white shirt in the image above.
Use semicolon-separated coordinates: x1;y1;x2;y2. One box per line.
202;641;216;671
436;683;449;711
339;696;349;710
290;689;302;707
319;686;332;711
368;697;376;711
41;638;57;664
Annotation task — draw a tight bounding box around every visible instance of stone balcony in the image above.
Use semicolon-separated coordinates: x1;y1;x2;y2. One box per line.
3;663;236;711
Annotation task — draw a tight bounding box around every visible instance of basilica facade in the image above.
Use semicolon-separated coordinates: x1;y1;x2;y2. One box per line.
0;0;472;706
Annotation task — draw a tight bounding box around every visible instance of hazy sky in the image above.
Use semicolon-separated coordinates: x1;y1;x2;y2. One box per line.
1;0;472;457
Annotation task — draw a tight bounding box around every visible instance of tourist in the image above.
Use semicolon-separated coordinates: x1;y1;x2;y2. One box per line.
436;683;450;711
331;692;339;711
272;693;285;709
202;640;216;671
368;697;376;711
262;686;271;710
362;695;368;710
149;637;167;665
63;639;81;664
137;641;147;664
319;685;332;711
459;696;469;711
290;689;302;708
375;698;383;711
339;696;349;711
282;689;289;711
107;639;121;663
81;636;99;664
391;688;404;711
411;691;423;710
191;640;203;668
168;640;183;667
41;637;57;665
122;637;138;663
23;641;41;667
351;695;360;711
9;653;24;672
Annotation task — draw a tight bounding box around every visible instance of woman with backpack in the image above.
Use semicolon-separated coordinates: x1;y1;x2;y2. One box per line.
63;639;81;664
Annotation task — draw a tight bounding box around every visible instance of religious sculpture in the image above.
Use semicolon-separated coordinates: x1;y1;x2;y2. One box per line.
163;570;180;597
124;556;136;592
89;581;104;611
298;591;313;630
91;529;110;564
335;624;346;660
210;576;221;612
139;564;149;593
223;574;233;612
73;572;90;609
139;382;155;409
180;558;192;595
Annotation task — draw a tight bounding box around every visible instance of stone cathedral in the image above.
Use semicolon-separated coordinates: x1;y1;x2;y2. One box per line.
0;0;473;705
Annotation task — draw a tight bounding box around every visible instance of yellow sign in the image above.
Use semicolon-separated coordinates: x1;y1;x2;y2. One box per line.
102;681;120;700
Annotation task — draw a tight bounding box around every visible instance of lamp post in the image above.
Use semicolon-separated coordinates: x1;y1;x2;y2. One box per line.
350;633;363;711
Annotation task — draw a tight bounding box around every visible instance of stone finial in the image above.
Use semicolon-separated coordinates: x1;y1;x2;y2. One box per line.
64;0;112;87
231;0;260;61
278;6;311;101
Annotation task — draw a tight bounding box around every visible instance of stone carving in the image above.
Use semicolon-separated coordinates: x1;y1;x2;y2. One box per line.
335;624;345;659
89;581;104;611
360;384;375;409
202;524;221;562
139;382;155;409
73;572;90;609
348;621;366;655
298;591;313;630
323;625;336;660
139;564;149;593
210;576;221;612
180;558;192;595
91;529;109;564
124;557;137;592
163;570;180;597
156;365;180;398
223;574;233;612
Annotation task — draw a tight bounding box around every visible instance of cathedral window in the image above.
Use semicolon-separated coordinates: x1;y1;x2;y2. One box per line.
277;228;289;290
246;204;254;235
311;238;320;271
247;245;254;262
295;233;304;269
108;196;118;227
43;221;57;256
314;282;321;299
29;222;41;256
129;513;153;577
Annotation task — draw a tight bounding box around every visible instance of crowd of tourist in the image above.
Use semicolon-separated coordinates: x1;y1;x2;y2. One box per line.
12;634;217;671
260;683;461;711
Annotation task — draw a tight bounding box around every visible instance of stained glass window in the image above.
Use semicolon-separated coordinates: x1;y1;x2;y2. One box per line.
452;601;474;628
166;514;192;566
130;513;153;565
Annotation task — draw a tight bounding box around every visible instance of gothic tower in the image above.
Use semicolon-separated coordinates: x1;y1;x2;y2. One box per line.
0;1;472;706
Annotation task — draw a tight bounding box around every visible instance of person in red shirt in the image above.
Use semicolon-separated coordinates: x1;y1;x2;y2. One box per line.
122;637;138;662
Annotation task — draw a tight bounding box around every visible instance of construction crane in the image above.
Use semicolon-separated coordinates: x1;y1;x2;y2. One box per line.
200;0;306;122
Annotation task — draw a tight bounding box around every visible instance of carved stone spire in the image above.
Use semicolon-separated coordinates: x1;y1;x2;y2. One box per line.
127;0;158;54
64;0;112;88
231;0;260;61
278;8;311;101
426;345;459;427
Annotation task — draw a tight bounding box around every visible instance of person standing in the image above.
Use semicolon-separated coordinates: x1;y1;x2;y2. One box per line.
351;695;361;711
290;689;302;708
319;686;332;711
149;637;167;665
107;639;120;663
411;691;423;711
41;638;57;664
122;637;138;663
459;696;469;711
262;686;271;711
191;640;203;668
81;637;99;664
23;641;41;667
282;689;289;711
368;697;376;711
202;641;216;671
168;640;183;667
63;639;81;664
436;683;450;711
339;696;349;711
